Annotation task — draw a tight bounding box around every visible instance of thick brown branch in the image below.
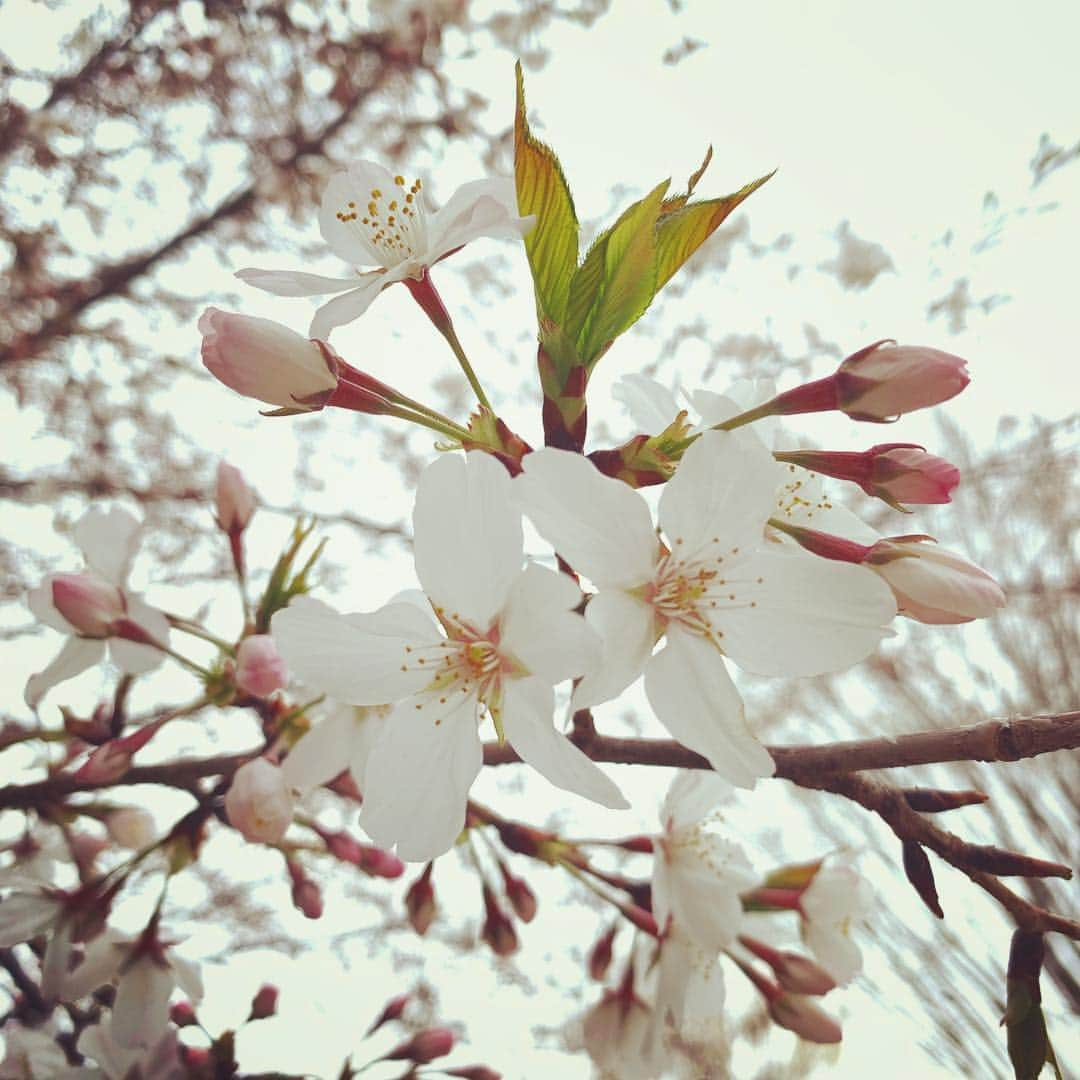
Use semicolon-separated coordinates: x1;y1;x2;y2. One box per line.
481;711;1080;779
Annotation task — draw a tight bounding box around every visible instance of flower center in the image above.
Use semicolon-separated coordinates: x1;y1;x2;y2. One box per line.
333;174;427;268
775;466;833;523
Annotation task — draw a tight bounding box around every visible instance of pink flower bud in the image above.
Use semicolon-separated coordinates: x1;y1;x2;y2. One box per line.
865;537;1006;624
768;993;843;1044
445;1068;502;1080
199;308;338;411
385;1026;455;1064
406;863;436;935
286;857;322;919
359;845;406;879
775;443;960;508
234;635;288;697
248;983;279;1020
225;758;294;844
588;924;617;981
481;885;518;957
498;864;537;923
835;341;969;420
51;574;126;637
106;807;157;850
215;462;256;535
365;992;411;1036
73;715;169;784
738;936;836;996
170;1000;198;1027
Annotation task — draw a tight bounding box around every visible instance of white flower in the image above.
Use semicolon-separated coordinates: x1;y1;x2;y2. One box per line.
224;758;295;845
281;702;391;796
0;1022;78;1079
25;508;170;708
582;985;659;1080
236;163;534;339
76;1023;183;1080
648;930;728;1054
799;862;872;984
652;771;756;951
272;451;626;861
515;433;896;786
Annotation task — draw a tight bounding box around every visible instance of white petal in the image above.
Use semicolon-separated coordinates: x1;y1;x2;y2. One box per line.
317;165;398;266
26;580;71;633
234;268;361;297
111;959;173;1048
425;177;531;262
107;596;169;674
168;953;203;1003
0;893;59;947
281;709;357;794
713;548;895;677
61;935;127;1001
665;837;754;950
500;563;599;684
74;507;140;586
501;676;628;809
516;448;659;588
661;770;735;833
25;637;106;708
572;590;655;709
308;276;388;339
413;452;523;629
359;697;482;861
644;627;773;787
272;595;438;704
658;430;779;562
613;374;681;432
804;923;863;985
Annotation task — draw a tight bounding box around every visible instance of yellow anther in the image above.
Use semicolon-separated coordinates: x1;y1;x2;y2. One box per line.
395;174;405;185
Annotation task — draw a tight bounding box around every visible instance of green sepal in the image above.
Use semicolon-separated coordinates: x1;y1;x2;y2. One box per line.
254;519;326;633
514;62;579;330
564;178;669;368
1005;980;1058;1080
763;859;823;890
654;169;774;294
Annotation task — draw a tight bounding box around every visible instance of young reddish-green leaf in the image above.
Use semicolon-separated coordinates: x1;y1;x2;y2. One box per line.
654;171;774;293
514;62;579;330
565;179;669;367
659;145;714;217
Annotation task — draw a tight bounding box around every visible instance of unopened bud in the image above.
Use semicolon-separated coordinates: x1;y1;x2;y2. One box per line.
51;574;126;637
588;924;617;981
499;864;537;923
234;635;288;698
286;857;323;919
445;1068;502;1080
405;863;436;935
106;807;157;850
170;1000;198;1027
365;991;410;1037
73;715;168;784
835;341;969;421
248;983;279;1020
903;787;989;813
738;936;836;996
385;1026;455;1065
215;462;256;535
902;840;944;919
769;993;843;1044
481;884;518;957
225;758;294;845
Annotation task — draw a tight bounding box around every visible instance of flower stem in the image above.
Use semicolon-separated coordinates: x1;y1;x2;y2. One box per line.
165;614;235;656
382;403;470;442
404;272;494;413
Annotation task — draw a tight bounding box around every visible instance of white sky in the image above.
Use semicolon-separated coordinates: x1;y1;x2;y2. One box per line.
3;1;1078;1077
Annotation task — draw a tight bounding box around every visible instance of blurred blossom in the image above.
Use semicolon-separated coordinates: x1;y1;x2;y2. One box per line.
214;461;257;535
224;758;294;845
105;807;157;850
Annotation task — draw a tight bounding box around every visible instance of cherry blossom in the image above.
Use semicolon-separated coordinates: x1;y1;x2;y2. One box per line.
272;451;627;861
236;163;533;339
234;634;289;697
224;757;295;844
515;432;896;785
799;861;872;984
582;979;659;1080
24;508;170;708
281;702;391;796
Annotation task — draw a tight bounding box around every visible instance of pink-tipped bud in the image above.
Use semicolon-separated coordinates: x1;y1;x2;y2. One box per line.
248;983;279;1020
775;443;960;508
215;462;256;535
481;884;518;957
234;635;288;697
199;308;338;411
620;903;659;937
225;757;294;844
738;936;836;996
588;924;618;981
406;863;437;935
836;341;969;421
286;858;323;919
499;864;537;923
864;537;1006;624
73;715;169;784
445;1068;502;1080
768;993;843;1044
385;1026;455;1064
360;845;406;879
51;574;126;637
614;835;655;854
365;992;411;1036
170;1000;198;1027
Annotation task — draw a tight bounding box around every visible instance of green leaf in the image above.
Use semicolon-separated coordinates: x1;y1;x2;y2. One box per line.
514;62;579;329
654;170;774;293
565;179;669;367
